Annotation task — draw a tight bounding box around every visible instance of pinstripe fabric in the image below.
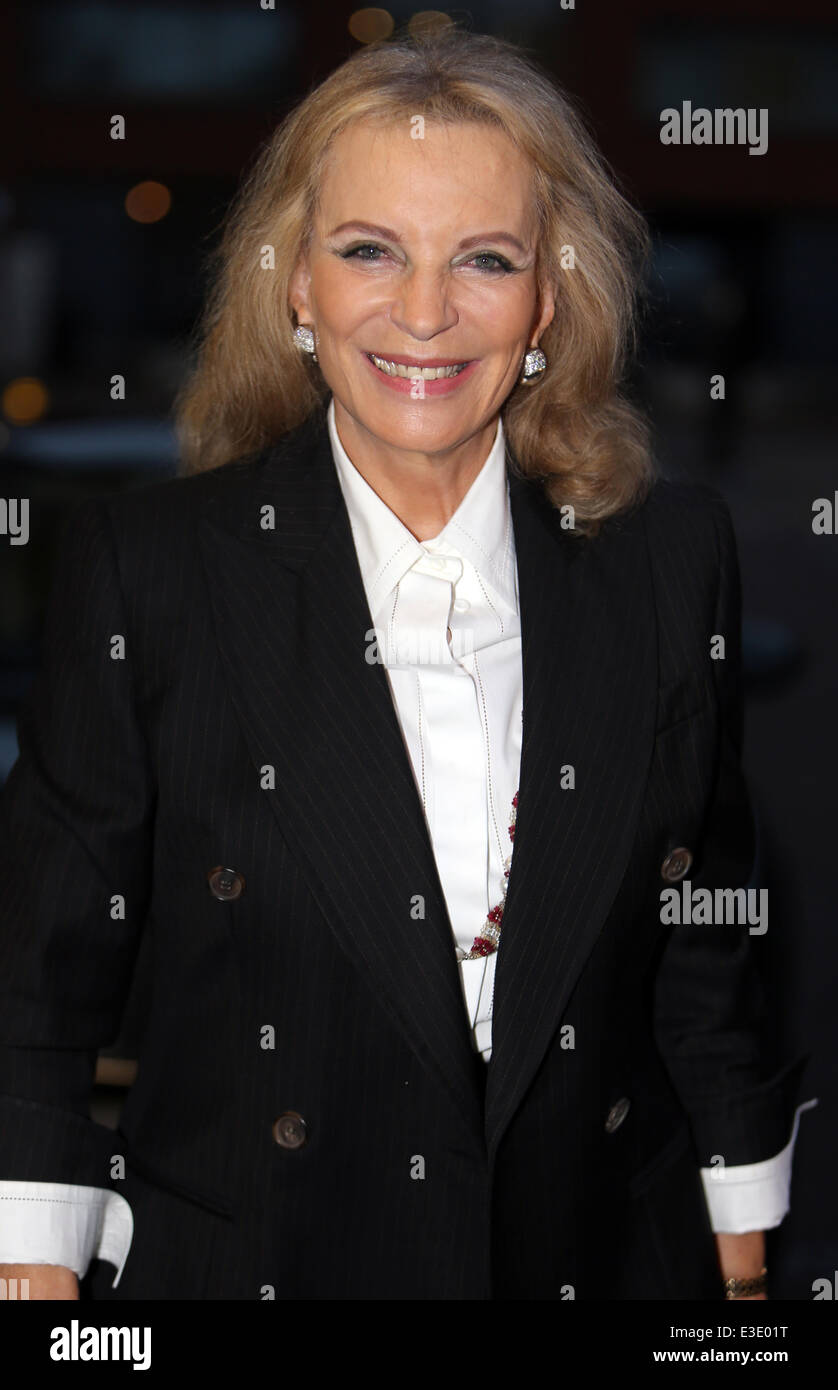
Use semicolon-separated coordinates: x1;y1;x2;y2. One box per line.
0;402;806;1299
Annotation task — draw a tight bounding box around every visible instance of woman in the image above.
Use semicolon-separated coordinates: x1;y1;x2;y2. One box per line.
0;27;807;1300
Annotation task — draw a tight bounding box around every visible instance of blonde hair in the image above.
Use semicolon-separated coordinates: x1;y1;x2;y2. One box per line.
175;24;655;533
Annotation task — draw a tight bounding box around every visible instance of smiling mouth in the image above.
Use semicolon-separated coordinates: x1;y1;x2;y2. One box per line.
367;352;471;380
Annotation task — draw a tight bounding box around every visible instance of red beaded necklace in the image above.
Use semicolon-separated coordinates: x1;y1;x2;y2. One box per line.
456;791;518;961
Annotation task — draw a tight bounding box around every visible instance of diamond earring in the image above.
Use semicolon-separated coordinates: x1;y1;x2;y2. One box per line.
294;324;318;363
520;346;547;384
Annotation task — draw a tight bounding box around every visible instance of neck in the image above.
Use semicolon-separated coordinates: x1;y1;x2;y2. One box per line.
333;401;498;542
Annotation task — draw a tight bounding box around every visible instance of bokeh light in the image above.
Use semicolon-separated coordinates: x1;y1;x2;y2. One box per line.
2;377;49;426
348;9;394;44
125;181;172;224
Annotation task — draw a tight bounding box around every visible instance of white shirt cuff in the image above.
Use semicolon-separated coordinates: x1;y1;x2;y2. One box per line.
700;1097;818;1233
0;1182;133;1288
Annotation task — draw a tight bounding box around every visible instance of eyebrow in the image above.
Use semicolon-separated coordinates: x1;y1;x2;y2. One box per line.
326;221;530;256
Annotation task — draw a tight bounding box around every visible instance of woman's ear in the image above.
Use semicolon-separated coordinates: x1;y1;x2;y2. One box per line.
288;254;312;323
534;280;557;339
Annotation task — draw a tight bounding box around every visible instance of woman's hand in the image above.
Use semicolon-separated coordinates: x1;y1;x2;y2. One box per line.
0;1263;79;1300
714;1231;767;1300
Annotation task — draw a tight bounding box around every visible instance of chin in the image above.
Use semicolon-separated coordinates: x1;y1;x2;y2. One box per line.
361;408;468;452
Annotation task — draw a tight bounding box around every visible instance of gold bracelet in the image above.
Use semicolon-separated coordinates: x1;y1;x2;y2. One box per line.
723;1266;767;1299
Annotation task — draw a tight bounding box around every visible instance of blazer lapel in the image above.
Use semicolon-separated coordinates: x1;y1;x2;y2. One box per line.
198;405;485;1134
484;469;658;1159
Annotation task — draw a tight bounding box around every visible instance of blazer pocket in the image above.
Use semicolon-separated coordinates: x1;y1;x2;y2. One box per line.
121;1143;235;1219
107;1166;227;1300
655;672;712;737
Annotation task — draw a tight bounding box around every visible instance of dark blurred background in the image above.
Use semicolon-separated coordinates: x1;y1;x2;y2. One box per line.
1;0;835;1299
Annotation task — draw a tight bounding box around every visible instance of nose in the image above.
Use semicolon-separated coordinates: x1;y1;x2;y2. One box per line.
388;265;459;343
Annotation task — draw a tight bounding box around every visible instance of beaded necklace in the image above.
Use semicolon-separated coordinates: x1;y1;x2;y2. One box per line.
455;791;518;961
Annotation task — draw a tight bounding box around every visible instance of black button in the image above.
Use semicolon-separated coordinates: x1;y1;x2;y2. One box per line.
207;866;245;901
273;1111;307;1150
660;847;692;883
605;1098;631;1134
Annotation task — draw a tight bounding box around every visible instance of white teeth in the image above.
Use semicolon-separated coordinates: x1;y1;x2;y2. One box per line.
369;353;468;380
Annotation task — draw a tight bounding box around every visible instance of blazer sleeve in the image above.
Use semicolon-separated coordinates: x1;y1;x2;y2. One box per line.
0;498;154;1189
652;492;809;1169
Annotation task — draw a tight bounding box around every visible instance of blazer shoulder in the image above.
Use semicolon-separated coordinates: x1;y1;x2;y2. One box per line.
82;409;325;556
632;475;736;576
640;475;732;532
97;452;261;539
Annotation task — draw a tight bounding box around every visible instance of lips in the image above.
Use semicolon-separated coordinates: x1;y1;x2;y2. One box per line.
367;352;470;380
362;348;479;397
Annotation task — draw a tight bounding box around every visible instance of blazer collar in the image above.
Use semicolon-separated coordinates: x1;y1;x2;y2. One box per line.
198;403;657;1158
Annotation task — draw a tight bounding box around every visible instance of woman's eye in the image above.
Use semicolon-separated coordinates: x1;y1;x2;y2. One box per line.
341;243;388;263
468;252;513;274
338;245;514;273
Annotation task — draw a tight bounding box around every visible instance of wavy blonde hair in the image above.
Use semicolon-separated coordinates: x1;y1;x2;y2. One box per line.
175;24;655;533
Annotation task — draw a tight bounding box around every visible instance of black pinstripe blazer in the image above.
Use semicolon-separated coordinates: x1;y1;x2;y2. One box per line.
0;401;805;1299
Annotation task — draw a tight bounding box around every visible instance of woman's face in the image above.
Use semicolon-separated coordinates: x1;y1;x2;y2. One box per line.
289;118;555;460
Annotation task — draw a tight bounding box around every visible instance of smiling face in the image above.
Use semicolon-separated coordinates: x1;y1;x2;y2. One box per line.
288;117;555;472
